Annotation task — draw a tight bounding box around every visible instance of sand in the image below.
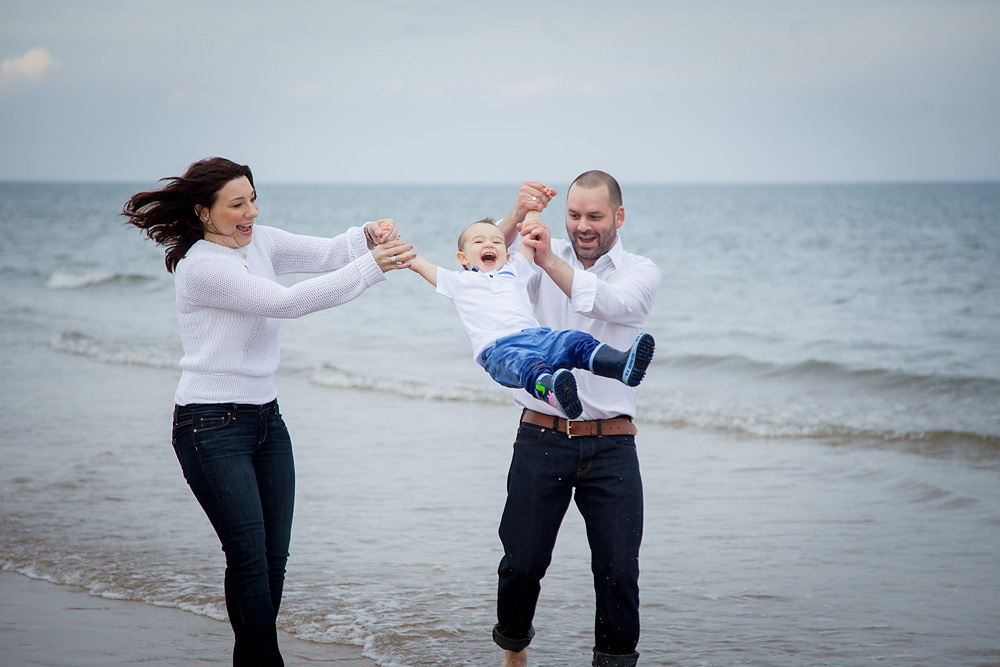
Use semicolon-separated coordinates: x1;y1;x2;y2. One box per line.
0;571;375;666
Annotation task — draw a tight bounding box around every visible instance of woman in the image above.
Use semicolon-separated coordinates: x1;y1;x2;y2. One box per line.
122;157;413;666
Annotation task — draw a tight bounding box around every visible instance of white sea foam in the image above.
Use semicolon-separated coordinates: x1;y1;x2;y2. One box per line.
309;363;509;404
46;269;118;290
49;330;178;369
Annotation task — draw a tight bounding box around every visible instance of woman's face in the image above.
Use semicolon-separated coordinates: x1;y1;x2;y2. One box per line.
198;176;258;249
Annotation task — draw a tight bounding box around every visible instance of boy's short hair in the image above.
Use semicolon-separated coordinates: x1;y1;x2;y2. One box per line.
457;217;497;250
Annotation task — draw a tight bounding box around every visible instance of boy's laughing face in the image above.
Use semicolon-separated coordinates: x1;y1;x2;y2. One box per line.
457;221;509;272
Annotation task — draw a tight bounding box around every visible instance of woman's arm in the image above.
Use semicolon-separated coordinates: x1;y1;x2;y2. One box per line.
267;225;367;275
181;254;387;319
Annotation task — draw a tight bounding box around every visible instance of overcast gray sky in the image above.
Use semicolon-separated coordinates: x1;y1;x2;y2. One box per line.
2;0;998;184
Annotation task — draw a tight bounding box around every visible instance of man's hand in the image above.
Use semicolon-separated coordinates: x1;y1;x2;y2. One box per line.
520;211;575;298
520;216;554;270
516;182;557;221
498;182;557;246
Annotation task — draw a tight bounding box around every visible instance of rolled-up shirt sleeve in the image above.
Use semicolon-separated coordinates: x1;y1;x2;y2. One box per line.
570;257;660;328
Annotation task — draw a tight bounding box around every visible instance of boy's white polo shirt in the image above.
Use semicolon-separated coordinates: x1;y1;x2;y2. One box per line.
435;252;540;361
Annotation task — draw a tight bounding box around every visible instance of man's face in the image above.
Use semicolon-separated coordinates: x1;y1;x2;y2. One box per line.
565;183;624;268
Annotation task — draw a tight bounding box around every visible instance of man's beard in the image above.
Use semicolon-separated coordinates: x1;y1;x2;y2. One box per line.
571;230;617;262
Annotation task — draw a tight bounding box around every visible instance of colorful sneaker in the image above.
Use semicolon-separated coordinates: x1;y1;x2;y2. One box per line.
532;373;551;401
550;369;582;419
622;332;655;387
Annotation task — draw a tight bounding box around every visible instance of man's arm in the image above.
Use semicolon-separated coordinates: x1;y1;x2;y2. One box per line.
520;215;574;297
579;260;661;327
521;217;661;327
408;255;439;287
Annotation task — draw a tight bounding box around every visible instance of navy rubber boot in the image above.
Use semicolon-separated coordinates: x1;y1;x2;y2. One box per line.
589;332;655;387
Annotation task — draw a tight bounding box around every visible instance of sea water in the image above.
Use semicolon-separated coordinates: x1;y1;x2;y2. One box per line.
1;181;998;665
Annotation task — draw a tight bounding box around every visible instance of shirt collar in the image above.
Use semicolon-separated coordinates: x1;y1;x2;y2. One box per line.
562;235;624;271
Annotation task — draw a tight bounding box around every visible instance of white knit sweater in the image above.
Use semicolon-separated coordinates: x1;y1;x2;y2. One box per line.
173;224;385;406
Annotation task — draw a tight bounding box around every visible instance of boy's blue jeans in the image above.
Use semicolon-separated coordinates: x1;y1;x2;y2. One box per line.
479;327;602;393
172;400;294;667
493;419;643;662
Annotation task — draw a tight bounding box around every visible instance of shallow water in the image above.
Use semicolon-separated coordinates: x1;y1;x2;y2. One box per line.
2;182;999;665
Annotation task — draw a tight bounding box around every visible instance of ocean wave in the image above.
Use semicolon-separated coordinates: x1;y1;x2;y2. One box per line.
46;269;155;290
0;550;228;624
639;403;1000;461
50;331;178;369
307;362;1000;460
665;353;1000;395
309;364;510;404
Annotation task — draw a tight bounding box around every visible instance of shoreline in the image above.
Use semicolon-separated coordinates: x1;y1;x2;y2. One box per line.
0;570;376;666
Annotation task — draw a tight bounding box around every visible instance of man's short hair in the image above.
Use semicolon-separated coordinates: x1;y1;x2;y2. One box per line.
570;170;622;211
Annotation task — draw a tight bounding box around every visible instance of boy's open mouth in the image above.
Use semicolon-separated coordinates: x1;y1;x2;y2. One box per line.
481;249;498;265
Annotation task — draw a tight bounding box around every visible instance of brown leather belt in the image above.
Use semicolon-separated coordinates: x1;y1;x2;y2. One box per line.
520;409;637;438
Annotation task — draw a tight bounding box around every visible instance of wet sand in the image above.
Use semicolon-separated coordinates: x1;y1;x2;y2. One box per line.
0;571;375;666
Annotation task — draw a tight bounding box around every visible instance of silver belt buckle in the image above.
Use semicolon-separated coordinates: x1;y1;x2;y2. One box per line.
565;420;578;438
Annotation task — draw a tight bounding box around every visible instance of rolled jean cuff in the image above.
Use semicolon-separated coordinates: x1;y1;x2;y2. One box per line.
492;624;534;652
593;649;640;667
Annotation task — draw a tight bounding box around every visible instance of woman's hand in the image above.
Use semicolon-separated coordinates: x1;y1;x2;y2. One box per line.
373;236;415;272
364;219;400;248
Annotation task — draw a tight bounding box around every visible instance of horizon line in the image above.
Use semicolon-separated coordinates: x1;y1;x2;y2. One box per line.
2;177;998;187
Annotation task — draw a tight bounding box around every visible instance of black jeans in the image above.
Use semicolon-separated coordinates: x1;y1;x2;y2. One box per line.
494;421;643;661
172;400;294;667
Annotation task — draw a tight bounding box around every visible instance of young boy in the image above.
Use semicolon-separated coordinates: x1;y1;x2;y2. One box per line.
408;218;654;418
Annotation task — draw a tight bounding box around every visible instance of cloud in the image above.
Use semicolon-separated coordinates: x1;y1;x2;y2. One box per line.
0;48;57;91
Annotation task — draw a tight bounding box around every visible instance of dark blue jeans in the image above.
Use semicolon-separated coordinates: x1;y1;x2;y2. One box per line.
172;400;295;667
479;327;603;394
494;420;643;661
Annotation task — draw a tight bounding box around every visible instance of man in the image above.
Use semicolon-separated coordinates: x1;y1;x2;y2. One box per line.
493;171;661;667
